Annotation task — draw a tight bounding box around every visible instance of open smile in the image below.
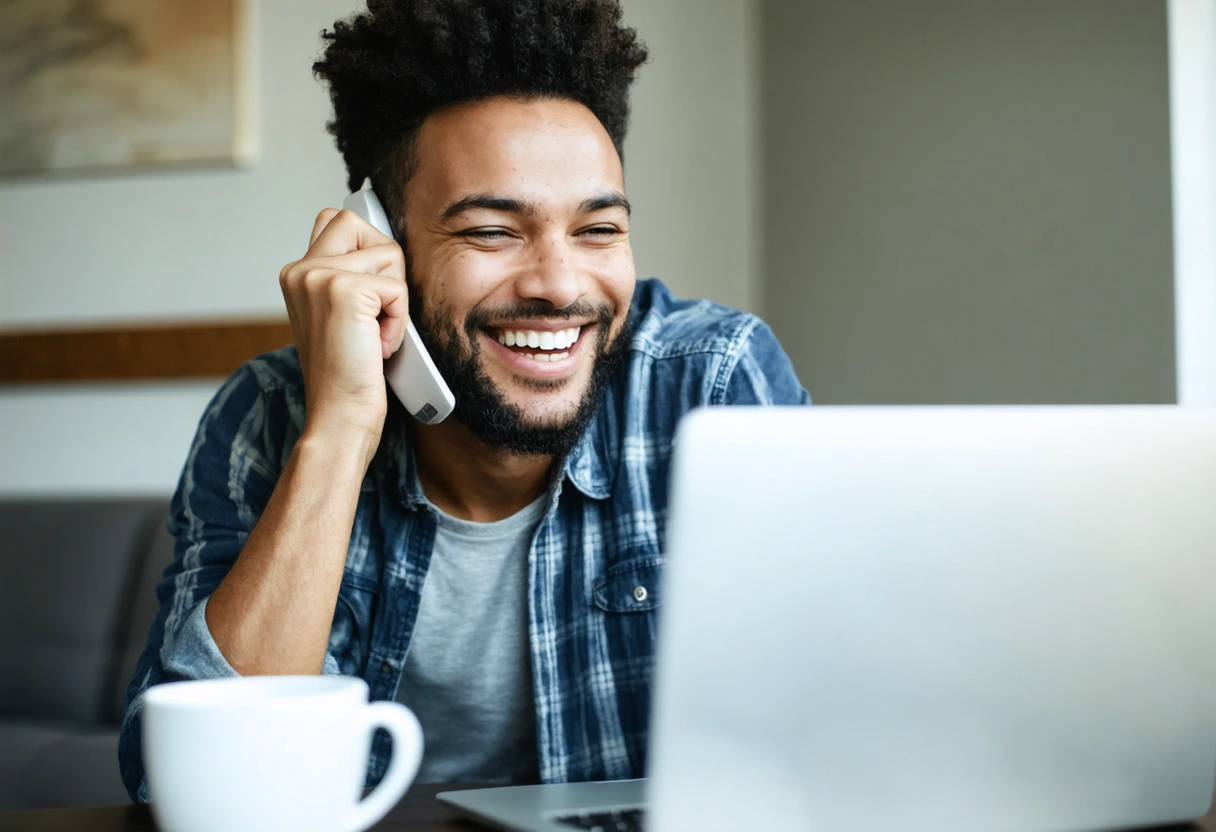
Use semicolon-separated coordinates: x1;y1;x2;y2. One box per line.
481;323;593;376
494;325;581;361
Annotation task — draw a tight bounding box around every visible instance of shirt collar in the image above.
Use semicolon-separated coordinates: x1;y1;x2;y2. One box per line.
561;384;619;501
381;424;429;510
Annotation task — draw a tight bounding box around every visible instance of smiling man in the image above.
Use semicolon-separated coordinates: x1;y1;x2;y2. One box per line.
118;0;808;801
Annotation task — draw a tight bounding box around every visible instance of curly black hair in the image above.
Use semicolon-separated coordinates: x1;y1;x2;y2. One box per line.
312;0;649;225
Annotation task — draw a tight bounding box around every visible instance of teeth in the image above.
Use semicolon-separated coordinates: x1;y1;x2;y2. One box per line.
497;326;584;351
534;352;550;362
551;351;569;361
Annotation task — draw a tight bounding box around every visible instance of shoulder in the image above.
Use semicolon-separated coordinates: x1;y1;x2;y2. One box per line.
216;344;305;413
234;344;305;397
627;278;763;363
188;345;306;474
625;278;806;406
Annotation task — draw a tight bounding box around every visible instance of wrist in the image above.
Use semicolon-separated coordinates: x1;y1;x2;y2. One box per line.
298;414;383;472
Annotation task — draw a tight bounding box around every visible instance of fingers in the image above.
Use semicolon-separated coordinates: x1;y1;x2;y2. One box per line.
309;243;405;282
378;293;409;359
309;208;340;248
307;208;395;259
283;211;410;364
280;262;407;324
279;210;413;435
333;272;408;357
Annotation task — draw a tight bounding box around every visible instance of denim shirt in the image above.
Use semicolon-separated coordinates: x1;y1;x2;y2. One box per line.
118;278;810;802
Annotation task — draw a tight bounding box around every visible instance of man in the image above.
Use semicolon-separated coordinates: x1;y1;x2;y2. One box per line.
119;0;809;801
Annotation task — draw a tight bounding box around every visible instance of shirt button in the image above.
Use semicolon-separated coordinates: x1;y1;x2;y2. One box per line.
633;586;648;603
381;660;395;674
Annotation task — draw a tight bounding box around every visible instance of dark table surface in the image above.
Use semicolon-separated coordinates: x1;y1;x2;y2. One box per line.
3;784;1216;832
0;784;486;832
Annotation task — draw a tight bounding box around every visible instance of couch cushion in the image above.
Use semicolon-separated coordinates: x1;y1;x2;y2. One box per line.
0;719;128;810
0;499;169;725
111;523;176;724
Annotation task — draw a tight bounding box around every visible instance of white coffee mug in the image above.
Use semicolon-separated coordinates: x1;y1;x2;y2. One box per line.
142;675;423;832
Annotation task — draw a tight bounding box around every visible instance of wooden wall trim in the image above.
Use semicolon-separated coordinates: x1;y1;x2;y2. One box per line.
0;320;294;384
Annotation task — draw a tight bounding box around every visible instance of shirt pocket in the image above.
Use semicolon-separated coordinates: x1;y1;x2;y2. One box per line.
592;556;664;613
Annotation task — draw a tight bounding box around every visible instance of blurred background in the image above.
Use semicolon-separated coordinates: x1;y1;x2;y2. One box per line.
0;0;1211;495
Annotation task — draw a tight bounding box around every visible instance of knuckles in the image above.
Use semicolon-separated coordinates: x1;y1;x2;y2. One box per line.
303;268;330;288
278;260;300;288
282;265;334;290
326;273;356;298
387;243;405;272
279;263;373;304
282;208;404;301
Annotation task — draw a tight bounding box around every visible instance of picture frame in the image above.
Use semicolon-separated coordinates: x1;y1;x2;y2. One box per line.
0;0;257;178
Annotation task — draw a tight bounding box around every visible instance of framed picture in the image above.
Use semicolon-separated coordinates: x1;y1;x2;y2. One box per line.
0;0;256;177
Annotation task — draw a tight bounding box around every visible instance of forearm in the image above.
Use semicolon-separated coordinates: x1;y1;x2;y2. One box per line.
205;426;377;675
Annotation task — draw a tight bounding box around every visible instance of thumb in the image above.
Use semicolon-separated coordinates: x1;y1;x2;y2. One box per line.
380;314;409;360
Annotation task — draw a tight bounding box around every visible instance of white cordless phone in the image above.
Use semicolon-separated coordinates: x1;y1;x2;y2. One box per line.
343;179;456;425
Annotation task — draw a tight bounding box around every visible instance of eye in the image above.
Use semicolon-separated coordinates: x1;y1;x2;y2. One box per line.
580;225;623;237
461;228;513;241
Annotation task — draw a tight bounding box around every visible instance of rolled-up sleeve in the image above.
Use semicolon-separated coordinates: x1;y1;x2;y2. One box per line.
162;597;344;679
117;362;340;802
160;598;239;679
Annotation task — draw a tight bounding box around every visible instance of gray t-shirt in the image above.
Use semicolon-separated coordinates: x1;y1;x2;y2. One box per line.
394;494;547;784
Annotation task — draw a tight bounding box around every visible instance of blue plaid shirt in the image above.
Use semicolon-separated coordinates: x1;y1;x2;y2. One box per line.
118;278;810;801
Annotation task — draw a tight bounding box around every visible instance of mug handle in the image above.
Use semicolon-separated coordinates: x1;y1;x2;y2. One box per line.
345;701;425;832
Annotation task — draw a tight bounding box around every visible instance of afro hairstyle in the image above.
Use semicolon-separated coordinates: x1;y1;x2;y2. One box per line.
312;0;649;225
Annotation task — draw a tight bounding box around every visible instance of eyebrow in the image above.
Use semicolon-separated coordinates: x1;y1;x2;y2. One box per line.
579;192;632;216
442;195;536;221
440;190;632;221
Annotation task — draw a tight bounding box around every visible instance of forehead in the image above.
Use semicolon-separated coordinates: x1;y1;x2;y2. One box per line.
407;96;625;211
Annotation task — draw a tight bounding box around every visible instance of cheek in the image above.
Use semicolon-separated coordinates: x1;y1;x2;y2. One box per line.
426;250;511;322
587;246;635;302
603;263;636;328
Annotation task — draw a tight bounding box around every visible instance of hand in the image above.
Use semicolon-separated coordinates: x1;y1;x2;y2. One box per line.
279;208;408;455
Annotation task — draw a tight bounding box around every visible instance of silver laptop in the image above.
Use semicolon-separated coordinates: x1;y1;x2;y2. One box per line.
440;406;1216;832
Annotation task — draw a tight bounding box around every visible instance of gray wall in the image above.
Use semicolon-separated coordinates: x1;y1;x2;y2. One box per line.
762;0;1176;404
624;0;761;314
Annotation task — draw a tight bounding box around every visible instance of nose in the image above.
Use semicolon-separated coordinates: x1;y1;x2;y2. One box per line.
513;233;585;311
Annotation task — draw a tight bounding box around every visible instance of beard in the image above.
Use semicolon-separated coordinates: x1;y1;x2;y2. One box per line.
405;284;631;458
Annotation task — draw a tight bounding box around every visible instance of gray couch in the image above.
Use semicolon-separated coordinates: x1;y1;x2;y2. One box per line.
0;498;174;810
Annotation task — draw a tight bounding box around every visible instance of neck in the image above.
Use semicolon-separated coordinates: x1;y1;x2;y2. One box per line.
410;419;553;522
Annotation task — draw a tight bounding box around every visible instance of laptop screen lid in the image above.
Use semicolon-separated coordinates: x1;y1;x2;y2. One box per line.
647;407;1216;832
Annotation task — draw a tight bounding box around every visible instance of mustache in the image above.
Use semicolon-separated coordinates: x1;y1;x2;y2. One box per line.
463;300;616;334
